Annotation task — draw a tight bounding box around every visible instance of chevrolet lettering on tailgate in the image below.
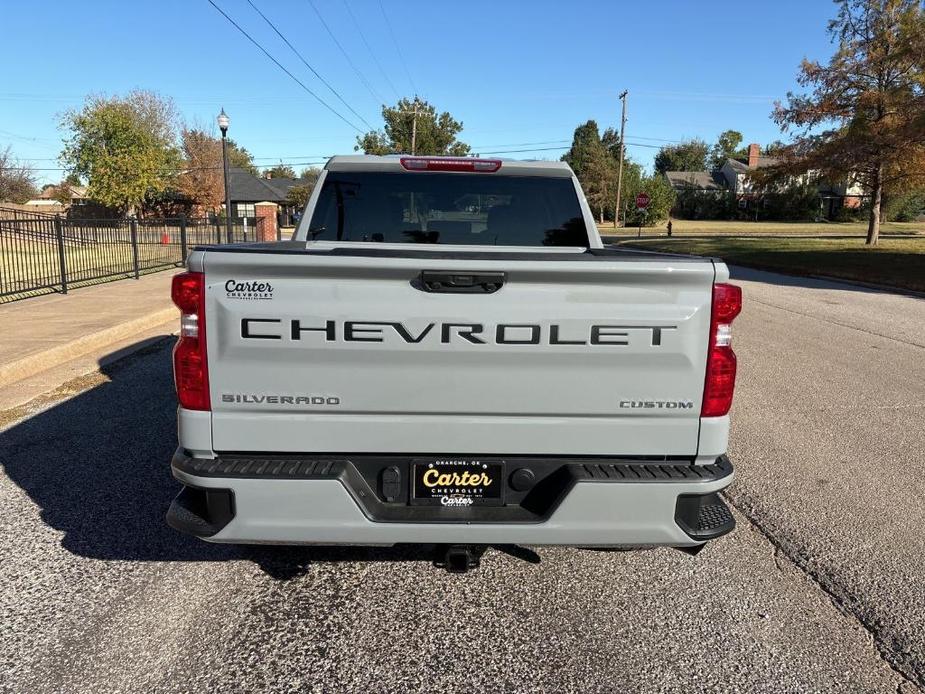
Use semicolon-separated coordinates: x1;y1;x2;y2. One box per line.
240;318;677;347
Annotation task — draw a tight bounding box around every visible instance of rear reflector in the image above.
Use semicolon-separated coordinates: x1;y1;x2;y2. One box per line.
702;283;742;417
171;272;210;411
400;157;502;173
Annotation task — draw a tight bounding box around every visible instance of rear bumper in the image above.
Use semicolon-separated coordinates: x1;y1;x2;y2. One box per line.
167;450;734;547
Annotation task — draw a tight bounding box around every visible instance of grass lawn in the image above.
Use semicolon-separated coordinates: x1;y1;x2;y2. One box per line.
619;236;925;292
1;241;180;300
599;218;923;237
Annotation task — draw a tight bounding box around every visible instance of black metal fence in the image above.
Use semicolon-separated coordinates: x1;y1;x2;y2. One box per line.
0;212;274;303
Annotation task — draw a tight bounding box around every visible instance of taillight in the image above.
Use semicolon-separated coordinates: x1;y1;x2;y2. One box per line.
400;157;502;173
171;272;210;410
702;283;742;417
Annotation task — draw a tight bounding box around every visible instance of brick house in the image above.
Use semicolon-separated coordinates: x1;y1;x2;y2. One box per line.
227;167;301;226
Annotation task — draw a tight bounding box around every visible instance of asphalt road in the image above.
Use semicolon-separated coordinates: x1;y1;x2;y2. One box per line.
1;267;923;693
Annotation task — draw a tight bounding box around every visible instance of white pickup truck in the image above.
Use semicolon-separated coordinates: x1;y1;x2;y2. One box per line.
167;155;741;571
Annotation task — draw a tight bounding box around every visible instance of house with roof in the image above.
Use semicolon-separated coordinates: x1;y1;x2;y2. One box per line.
665;143;866;218
666;144;788;196
718;144;781;193
664;170;726;193
24;183;90;212
227;167;302;226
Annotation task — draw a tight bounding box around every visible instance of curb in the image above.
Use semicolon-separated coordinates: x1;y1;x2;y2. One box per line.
0;307;178;389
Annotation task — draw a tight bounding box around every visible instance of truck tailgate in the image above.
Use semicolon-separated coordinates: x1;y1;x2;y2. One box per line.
201;248;715;456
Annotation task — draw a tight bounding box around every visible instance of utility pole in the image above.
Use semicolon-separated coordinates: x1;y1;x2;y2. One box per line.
400;101;421;154
614;90;628;228
408;104;420;155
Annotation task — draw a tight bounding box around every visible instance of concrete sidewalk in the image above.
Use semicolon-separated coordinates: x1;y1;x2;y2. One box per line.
0;271;180;407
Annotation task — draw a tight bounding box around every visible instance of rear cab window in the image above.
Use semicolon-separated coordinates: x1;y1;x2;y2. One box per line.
306;171;589;247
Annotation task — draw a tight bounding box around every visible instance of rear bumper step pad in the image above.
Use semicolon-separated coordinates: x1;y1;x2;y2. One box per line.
168;451;734;542
173;452;732;483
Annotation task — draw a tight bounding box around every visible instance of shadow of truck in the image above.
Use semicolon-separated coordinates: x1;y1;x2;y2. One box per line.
0;339;503;578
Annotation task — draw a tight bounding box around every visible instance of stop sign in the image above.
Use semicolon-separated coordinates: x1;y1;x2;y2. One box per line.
636;192;650;209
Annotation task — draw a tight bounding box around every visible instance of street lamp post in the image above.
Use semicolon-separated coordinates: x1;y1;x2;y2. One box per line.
217;108;232;242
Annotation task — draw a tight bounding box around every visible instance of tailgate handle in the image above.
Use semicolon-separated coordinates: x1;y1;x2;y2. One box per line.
416;271;505;294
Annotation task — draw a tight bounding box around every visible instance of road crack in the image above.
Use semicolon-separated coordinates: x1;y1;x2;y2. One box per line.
723;490;925;692
748;298;925;349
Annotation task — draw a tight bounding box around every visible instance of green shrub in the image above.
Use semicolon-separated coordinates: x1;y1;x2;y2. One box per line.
758;185;820;221
884;190;925;222
623;175;676;226
673;184;833;221
832;201;868;222
670;187;736;221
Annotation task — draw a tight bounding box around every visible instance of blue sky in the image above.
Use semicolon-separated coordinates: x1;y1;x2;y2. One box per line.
0;0;838;185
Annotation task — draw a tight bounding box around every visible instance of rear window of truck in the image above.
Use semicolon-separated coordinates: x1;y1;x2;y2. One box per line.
306;171;589;247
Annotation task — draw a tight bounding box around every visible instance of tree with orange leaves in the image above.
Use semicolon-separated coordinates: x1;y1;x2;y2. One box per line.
769;0;925;245
178;128;224;215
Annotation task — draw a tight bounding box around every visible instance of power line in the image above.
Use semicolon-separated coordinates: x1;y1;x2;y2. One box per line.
244;0;375;131
377;0;417;96
342;0;401;101
0;128;58;144
8;140;671;170
627;135;686;143
12;140;614;162
2;161;331;173
205;0;364;133
470;139;571;149
624;141;664;149
477;146;571;155
477;141;662;155
0;166;70;171
306;0;387;108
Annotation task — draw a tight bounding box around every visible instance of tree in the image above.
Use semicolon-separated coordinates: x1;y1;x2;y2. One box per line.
51;182;76;206
601;127;623;161
654;139;709;174
225;139;258;176
299;166;322;183
39;177;82;207
356;97;470;156
0;146;38;203
287;168;323;211
709;130;746;169
59;90;180;216
884;187;925;220
562;120;671;224
764;140;788;156
287;185;313;210
562;121;616;222
623;173;676;226
265;164;296;179
767;0;925;245
178;128;223;213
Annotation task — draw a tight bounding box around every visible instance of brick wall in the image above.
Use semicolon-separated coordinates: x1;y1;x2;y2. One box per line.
255;202;279;242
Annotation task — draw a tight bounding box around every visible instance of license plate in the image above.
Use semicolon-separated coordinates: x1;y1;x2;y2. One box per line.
412;459;503;506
